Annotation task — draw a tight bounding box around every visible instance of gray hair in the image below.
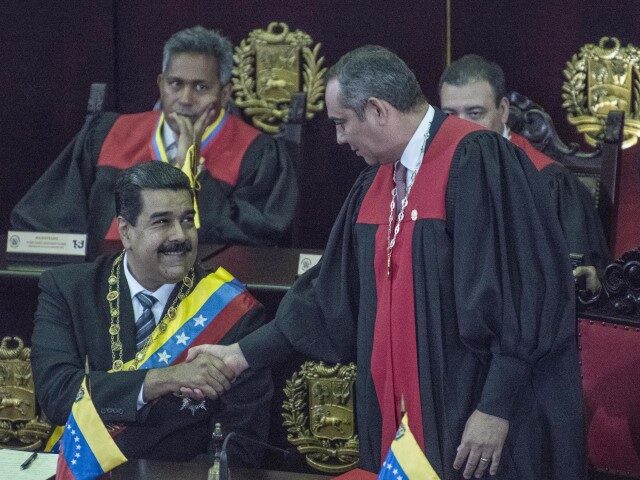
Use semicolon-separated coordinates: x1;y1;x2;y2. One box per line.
438;54;507;107
162;26;234;85
115;161;193;225
327;45;426;120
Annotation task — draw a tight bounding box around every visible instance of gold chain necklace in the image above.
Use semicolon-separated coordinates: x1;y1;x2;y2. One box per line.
106;252;194;371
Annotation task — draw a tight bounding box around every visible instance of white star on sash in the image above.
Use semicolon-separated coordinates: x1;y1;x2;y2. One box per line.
175;332;190;345
193;315;207;327
158;350;171;364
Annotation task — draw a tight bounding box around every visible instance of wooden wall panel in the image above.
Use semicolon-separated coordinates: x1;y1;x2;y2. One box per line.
0;2;115;234
2;1;638;250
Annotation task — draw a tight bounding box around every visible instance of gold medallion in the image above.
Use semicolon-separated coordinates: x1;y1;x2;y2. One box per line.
109;324;120;335
112;359;123;371
563;36;640;149
108;275;117;285
106;291;119;302
0;336;52;450
283;361;359;473
232;22;327;134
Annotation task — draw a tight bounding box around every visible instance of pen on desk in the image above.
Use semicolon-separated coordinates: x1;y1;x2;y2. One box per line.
20;451;37;470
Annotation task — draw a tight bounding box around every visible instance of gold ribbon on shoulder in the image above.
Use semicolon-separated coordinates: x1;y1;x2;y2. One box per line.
182;141;201;229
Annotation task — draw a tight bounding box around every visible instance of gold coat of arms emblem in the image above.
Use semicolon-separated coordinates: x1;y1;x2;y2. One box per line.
232;22;327;134
282;361;359;473
0;337;51;450
562;36;640;149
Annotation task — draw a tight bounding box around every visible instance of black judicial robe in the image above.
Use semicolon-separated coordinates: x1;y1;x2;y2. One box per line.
11;111;298;250
240;109;585;479
511;132;609;269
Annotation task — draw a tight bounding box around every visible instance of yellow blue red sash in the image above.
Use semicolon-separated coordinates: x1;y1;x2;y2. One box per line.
122;266;250;370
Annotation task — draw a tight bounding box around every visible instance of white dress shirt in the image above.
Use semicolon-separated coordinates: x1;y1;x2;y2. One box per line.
398;105;435;189
163;121;178;162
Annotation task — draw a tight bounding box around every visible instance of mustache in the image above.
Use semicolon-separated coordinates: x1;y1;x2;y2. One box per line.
158;240;193;254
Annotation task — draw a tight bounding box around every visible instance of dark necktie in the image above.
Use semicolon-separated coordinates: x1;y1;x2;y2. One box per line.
135;292;158;351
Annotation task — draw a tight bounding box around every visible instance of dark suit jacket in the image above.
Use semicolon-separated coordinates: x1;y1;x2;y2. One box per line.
31;253;272;465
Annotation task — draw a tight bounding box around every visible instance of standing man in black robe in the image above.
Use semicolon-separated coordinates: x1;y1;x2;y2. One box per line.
11;26;298;250
187;46;586;479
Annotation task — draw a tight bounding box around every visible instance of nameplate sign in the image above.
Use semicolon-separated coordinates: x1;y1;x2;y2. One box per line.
6;231;87;262
297;253;322;276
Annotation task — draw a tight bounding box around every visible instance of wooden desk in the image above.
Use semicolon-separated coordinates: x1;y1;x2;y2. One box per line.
108;459;330;479
201;245;322;294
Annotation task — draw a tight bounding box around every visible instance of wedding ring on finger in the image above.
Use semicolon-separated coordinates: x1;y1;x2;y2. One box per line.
479;457;490;463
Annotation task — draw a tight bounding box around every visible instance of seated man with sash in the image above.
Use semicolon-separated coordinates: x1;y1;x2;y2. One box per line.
12;25;298;250
438;54;609;286
31;161;272;465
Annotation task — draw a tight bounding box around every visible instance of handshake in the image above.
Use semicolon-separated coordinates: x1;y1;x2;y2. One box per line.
142;343;250;403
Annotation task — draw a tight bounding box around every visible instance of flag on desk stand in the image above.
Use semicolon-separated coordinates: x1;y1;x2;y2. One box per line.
55;377;127;480
378;414;440;480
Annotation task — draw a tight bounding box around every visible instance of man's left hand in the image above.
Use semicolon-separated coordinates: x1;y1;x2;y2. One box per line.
453;409;509;478
573;265;601;293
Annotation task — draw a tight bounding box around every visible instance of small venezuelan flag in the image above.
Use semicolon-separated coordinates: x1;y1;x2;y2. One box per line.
55;378;126;480
378;414;440;480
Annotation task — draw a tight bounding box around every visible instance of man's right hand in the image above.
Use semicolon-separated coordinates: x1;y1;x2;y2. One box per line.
177;343;249;400
143;352;235;402
186;342;249;377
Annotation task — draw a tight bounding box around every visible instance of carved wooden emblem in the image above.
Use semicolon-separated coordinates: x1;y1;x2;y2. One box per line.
282;361;359;473
563;37;640;149
232;22;326;134
0;337;51;450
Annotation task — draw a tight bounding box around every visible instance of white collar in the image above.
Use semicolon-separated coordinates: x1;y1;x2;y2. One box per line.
162;121;177;148
123;252;176;305
502;124;511;140
399;105;435;172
